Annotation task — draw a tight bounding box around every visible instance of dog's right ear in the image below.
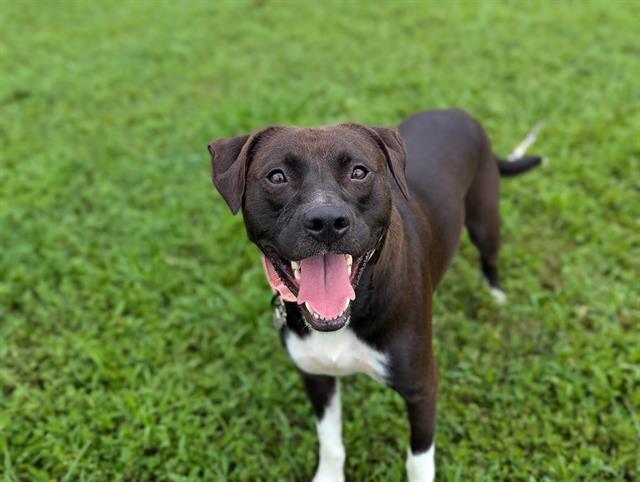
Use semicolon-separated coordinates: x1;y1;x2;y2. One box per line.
208;127;278;214
208;135;250;214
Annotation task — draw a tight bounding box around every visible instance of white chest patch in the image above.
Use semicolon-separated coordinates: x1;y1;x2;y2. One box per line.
284;327;389;383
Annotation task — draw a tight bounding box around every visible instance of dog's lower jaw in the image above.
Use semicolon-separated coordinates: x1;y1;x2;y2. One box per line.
406;444;435;482
312;382;345;482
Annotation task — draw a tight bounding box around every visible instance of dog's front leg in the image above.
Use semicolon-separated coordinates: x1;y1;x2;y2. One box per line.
404;390;436;482
301;373;345;482
395;364;438;482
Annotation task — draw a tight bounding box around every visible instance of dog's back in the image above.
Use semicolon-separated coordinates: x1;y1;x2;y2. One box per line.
398;108;541;293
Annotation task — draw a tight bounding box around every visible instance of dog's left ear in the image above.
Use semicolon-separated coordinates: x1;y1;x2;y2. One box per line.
369;126;410;200
208;127;279;214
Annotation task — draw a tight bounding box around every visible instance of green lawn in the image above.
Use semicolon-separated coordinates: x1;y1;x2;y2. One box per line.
1;1;639;480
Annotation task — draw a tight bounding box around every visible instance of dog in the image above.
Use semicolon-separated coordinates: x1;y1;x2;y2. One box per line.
208;109;541;481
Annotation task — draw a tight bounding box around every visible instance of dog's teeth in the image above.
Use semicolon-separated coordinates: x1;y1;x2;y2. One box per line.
305;302;320;319
337;299;350;317
345;254;352;266
347;264;352;276
291;261;301;280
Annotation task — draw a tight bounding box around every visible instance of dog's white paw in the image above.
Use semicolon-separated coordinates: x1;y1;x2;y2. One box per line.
312;442;345;481
312;459;345;482
406;445;435;482
490;287;507;305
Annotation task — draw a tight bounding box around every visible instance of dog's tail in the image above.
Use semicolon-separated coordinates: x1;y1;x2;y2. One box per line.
497;122;544;177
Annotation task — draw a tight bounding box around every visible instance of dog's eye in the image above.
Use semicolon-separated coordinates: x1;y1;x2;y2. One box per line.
351;166;369;180
268;169;287;184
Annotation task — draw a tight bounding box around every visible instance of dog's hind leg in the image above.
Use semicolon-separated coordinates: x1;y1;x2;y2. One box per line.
302;374;345;482
464;155;506;304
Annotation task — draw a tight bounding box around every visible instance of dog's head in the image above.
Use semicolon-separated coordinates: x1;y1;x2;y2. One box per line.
208;123;408;331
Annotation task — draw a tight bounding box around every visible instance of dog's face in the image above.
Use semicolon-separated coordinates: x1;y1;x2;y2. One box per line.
209;123;408;331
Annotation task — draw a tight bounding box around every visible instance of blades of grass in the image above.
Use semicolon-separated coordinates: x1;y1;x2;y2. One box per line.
4;446;18;482
61;441;91;482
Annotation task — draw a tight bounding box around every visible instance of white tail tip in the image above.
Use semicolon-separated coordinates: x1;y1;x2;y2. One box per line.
507;122;545;161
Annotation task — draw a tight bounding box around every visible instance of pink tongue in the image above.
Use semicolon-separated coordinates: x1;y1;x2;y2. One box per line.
297;254;355;319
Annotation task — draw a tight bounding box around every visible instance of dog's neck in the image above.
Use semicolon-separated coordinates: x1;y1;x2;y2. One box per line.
349;205;421;340
371;206;408;287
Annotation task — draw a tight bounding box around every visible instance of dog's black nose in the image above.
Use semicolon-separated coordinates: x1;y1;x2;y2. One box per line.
304;205;351;244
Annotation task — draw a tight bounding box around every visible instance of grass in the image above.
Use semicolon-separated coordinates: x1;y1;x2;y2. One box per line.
1;1;639;480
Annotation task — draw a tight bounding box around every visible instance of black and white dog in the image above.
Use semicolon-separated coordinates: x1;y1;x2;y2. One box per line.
208;109;541;481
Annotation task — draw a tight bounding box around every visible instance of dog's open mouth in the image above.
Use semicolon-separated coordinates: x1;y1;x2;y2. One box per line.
262;250;373;331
